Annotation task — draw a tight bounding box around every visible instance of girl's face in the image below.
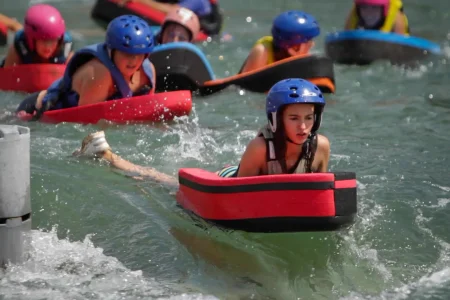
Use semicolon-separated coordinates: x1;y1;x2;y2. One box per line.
161;24;191;44
359;4;384;27
113;50;146;78
282;103;315;144
35;39;59;59
286;40;314;57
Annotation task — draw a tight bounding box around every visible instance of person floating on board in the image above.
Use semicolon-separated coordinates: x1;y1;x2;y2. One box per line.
16;15;156;119
1;4;73;67
70;78;330;185
155;7;200;44
344;0;409;35
0;13;23;33
119;0;223;36
217;78;330;177
239;10;320;74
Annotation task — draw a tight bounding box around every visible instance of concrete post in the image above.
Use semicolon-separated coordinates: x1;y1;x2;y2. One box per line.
0;125;32;266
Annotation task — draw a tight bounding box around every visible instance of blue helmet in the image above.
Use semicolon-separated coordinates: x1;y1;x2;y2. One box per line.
271;11;320;49
266;78;325;133
106;15;154;54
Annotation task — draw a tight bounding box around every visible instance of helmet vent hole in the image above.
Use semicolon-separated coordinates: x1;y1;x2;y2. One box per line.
134;25;139;31
319;94;323;98
124;23;130;28
289;86;297;91
123;35;131;47
314;86;319;91
289;93;299;98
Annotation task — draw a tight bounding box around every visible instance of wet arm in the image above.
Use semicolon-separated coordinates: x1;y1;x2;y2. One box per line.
239;45;268;74
0;14;22;31
317;135;330;173
73;62;111;106
393;12;408;35
3;46;21;67
101;150;178;186
236;138;266;177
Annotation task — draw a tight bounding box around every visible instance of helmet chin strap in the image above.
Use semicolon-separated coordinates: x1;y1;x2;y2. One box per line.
107;47;114;61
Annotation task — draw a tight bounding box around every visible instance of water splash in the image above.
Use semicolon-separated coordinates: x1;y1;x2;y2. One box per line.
0;227;217;300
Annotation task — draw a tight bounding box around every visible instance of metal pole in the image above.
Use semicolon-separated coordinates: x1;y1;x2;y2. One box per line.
0;125;32;267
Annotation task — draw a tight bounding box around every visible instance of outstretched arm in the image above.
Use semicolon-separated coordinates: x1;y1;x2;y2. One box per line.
73;131;178;185
100;149;178;186
239;44;268;74
0;13;23;32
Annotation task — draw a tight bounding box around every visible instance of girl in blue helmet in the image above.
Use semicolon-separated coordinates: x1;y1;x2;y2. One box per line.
240;10;320;74
218;78;330;177
16;15;156;117
70;78;330;186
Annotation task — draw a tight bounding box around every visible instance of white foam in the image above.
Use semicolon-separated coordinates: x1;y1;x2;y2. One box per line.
340;267;450;300
0;228;217;300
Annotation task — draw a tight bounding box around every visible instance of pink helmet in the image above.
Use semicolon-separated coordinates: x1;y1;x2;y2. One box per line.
163;7;200;41
355;0;389;16
24;4;66;50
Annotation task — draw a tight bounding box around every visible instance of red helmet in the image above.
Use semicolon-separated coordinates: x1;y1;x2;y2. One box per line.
163;7;200;41
24;4;65;50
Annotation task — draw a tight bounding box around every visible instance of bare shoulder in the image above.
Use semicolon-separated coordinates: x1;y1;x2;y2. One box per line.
81;59;110;77
240;135;267;163
247;136;267;153
252;43;266;54
316;134;331;159
237;135;267;177
317;134;330;150
253;43;270;60
73;59;111;85
313;134;331;172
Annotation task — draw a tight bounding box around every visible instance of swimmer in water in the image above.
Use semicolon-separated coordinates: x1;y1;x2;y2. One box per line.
0;13;23;33
71;78;330;186
239;10;320;74
1;4;73;67
155;7;200;44
16;15;156;118
344;0;409;35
